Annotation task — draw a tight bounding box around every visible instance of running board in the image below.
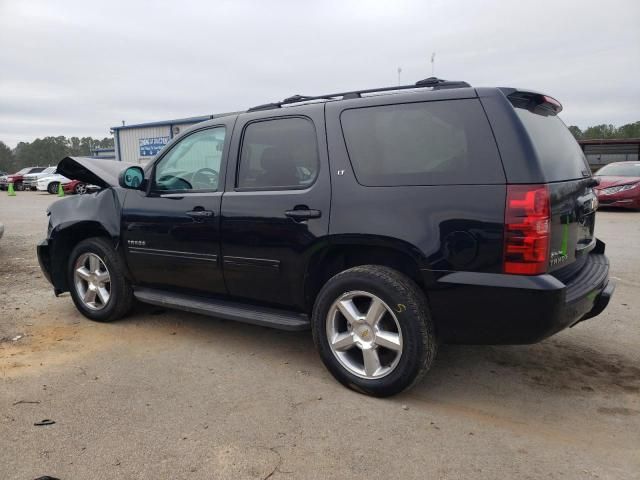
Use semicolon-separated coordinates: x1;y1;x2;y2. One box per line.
133;287;310;331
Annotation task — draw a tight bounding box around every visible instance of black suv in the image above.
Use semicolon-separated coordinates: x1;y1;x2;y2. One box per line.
38;78;614;397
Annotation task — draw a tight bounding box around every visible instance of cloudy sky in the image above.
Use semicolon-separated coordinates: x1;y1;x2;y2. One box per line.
1;0;639;147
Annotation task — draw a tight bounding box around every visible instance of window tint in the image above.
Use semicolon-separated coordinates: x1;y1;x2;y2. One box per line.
237;117;319;189
154;127;225;192
515;109;590;181
340;99;503;186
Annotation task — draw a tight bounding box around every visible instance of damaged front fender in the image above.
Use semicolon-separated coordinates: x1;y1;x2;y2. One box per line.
39;187;128;294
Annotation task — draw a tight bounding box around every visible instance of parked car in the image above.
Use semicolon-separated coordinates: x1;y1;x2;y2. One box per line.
36;173;72;194
594;161;640;209
37;78;614;397
23;166;57;190
0;167;46;190
63;179;99;195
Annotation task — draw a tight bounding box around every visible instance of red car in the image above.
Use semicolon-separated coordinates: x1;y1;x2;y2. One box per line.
63;180;90;195
0;166;46;190
594;162;640;210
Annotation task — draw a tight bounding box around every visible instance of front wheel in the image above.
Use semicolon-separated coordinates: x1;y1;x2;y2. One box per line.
68;237;133;322
75;183;87;194
47;182;59;194
312;265;437;397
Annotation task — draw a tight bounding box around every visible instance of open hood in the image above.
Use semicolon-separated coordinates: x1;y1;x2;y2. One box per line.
57;157;137;188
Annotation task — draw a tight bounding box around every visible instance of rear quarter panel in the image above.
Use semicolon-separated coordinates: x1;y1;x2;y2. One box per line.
325;92;507;283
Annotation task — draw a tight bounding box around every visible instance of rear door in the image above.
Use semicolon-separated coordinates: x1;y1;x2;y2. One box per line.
220;104;330;309
512;103;597;274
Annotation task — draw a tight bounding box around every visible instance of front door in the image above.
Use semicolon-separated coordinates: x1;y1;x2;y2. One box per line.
122;124;231;295
220;104;331;309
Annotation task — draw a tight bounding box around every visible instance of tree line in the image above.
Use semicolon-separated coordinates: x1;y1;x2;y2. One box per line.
0;136;115;173
567;121;640;140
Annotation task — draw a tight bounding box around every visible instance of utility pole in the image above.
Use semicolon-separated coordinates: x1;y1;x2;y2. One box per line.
431;52;436;76
397;67;402;86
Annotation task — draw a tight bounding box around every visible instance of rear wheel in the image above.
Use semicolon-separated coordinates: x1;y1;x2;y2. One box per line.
68;237;133;322
47;182;59;194
312;265;437;397
75;183;87;194
14;181;23;191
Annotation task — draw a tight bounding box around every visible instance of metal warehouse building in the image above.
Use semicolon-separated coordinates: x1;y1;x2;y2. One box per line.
579;138;640;172
111;115;224;164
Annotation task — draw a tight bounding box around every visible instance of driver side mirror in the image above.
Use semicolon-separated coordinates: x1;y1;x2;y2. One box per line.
119;166;145;190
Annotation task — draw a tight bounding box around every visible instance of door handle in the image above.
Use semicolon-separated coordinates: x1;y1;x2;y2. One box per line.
186;209;214;221
285;208;321;221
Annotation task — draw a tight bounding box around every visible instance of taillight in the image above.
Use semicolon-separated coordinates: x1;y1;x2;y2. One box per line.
503;184;550;275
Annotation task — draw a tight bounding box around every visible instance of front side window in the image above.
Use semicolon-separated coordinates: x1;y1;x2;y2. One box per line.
237;117;319;190
153;127;225;192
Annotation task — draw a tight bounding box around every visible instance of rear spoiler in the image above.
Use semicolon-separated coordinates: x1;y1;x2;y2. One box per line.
499;88;563;116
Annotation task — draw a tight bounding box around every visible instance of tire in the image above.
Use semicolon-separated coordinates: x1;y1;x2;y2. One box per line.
14;181;23;191
75;183;87;194
67;237;134;322
47;182;59;194
312;265;437;397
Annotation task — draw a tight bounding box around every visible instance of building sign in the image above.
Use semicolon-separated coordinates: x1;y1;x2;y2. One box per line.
139;136;170;157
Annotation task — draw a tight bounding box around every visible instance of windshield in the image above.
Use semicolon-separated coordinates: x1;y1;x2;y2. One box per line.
16;168;30;174
596;163;640;177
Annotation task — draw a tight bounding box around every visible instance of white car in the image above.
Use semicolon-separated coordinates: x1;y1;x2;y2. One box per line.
23;166;57;190
36;173;72;194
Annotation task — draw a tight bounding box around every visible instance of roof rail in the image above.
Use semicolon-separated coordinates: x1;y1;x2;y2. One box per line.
248;77;471;112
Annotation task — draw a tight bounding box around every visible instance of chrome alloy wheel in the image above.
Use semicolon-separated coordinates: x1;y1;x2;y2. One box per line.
73;253;111;310
326;291;403;379
76;183;87;194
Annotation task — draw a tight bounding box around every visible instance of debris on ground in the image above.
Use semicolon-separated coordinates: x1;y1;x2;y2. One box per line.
34;419;56;426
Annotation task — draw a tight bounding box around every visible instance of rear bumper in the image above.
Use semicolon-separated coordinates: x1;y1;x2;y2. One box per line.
428;243;614;344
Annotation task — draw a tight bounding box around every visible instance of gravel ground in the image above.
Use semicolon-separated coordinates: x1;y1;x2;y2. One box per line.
1;191;639;480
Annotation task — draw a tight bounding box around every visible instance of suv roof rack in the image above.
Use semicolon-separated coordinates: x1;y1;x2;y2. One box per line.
248;77;471;112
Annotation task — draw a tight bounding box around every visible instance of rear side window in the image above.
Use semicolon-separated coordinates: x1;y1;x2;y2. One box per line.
237;117;319;190
515;109;590;181
340;99;504;186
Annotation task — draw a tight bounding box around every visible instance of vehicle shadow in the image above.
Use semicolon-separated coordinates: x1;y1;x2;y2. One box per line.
417;338;640;397
122;303;640;400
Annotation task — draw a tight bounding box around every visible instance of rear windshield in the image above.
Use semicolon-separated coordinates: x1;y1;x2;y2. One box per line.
595;163;640;177
515;109;590;181
340;99;504;186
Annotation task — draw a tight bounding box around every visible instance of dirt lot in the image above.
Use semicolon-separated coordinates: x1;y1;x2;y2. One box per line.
1;191;639;480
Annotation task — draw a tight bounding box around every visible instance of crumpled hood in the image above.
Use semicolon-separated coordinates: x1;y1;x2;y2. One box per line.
57;156;137;188
595;175;640;189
